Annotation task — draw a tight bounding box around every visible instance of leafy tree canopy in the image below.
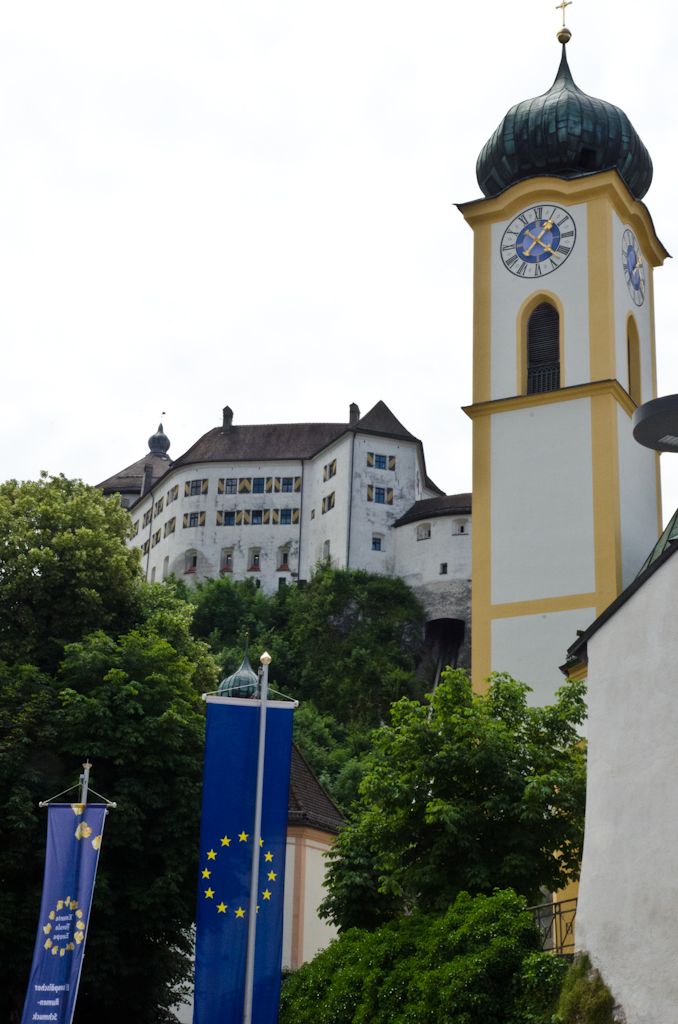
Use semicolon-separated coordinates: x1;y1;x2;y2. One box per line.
0;579;217;1023
321;669;587;931
280;889;568;1024
0;473;142;670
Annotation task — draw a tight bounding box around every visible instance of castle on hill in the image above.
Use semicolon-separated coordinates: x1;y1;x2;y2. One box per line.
98;400;473;674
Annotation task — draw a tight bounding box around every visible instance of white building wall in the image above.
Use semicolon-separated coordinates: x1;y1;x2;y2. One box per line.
302;840;339;964
301;435;353;573
395;515;471;590
576;551;678;1023
490;398;596;605
491;606;596;708
490;201;590;399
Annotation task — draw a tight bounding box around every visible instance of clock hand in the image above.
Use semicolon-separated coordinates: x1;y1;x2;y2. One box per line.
524;220;555;256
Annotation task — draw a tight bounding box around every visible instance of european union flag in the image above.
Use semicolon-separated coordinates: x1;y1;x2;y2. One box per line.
21;802;107;1024
193;696;293;1024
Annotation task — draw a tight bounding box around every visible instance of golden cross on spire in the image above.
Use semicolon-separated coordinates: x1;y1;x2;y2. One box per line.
555;0;572;26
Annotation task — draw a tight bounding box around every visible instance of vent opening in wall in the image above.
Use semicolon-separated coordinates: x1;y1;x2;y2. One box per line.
527;302;560;395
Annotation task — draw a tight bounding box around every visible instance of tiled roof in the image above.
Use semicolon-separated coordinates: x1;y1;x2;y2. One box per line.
173;422;348;467
394;492;472;527
288;744;344;834
97;454;171;496
354;400;417;442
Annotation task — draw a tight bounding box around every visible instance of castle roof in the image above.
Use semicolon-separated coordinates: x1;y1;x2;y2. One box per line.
476;46;653;200
394;492;472;527
97;452;170;497
288;744;344;834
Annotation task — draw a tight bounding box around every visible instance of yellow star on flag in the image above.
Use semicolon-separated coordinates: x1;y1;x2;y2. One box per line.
259;838;264;846
205;888;215;899
264;851;273;862
262;889;272;900
221;836;231;847
207;849;217;860
238;831;248;843
202;869;211;879
217;903;227;913
235;907;245;918
268;871;277;881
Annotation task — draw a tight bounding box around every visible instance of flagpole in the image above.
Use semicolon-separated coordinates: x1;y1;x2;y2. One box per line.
243;651;271;1024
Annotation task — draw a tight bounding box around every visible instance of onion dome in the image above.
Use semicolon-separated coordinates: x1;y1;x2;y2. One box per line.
476;46;653;200
148;422;170;456
217;641;259;698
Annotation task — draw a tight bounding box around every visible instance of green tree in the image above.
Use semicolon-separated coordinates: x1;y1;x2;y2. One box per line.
321;669;587;931
0;474;142;670
288;563;426;724
0;586;217;1024
279;889;568;1024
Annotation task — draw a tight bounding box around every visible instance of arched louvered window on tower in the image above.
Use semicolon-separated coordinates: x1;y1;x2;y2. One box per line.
527;302;560;395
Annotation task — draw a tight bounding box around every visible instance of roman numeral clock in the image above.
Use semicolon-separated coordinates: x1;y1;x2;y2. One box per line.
501;206;576;277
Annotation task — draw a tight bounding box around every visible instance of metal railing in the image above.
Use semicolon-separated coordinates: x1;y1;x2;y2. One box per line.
527;362;560;394
528;897;577;956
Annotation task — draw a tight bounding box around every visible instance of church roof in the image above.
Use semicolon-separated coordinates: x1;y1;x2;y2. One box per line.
217;641;259;698
564;508;678;671
394;492;472;527
476;46;653;200
288;744;345;834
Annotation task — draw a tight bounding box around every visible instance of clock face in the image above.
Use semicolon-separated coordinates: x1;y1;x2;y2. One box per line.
501;205;576;278
622;228;645;306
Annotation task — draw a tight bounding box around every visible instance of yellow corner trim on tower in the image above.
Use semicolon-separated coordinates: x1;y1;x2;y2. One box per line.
490;593;597;620
457;171;669;268
463;378;636;421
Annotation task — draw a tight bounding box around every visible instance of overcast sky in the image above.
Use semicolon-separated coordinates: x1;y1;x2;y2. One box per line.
1;0;678;523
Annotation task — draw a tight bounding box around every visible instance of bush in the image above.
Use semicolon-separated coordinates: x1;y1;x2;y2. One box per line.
557;954;623;1024
279;889;568;1024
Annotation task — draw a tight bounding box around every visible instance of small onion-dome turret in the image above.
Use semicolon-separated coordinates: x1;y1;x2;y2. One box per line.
217;641;259;698
148;423;170;457
476;46;653;201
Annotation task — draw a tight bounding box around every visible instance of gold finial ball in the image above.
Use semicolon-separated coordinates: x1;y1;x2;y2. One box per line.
557;25;572;43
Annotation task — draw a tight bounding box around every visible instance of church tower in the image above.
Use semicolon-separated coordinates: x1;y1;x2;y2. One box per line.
458;32;669;704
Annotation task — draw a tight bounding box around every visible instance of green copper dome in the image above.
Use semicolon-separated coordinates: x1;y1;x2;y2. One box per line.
217;641;259;698
476;47;652;200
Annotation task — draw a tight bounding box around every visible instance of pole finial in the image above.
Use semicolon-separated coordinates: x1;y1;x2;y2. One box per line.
556;0;572;42
260;651;272;665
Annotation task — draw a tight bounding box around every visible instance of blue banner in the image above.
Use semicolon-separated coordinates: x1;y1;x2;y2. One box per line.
193;697;294;1024
21;803;107;1024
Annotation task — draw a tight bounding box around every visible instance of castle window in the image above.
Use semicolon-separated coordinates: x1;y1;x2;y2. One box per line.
225;478;237;494
280;509;292;525
278;548;290;569
223;512;235;526
190;480;202;496
453;518;469;536
282;477;294;492
220;548;233;573
185;550;197;573
252;510;263;525
417;524;431;541
253;478;265;494
248;549;261;571
323;540;330;560
162;556;169;578
527;302;560;394
374;454;386;470
374;487;385;504
372;536;382;551
440;563;448;575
